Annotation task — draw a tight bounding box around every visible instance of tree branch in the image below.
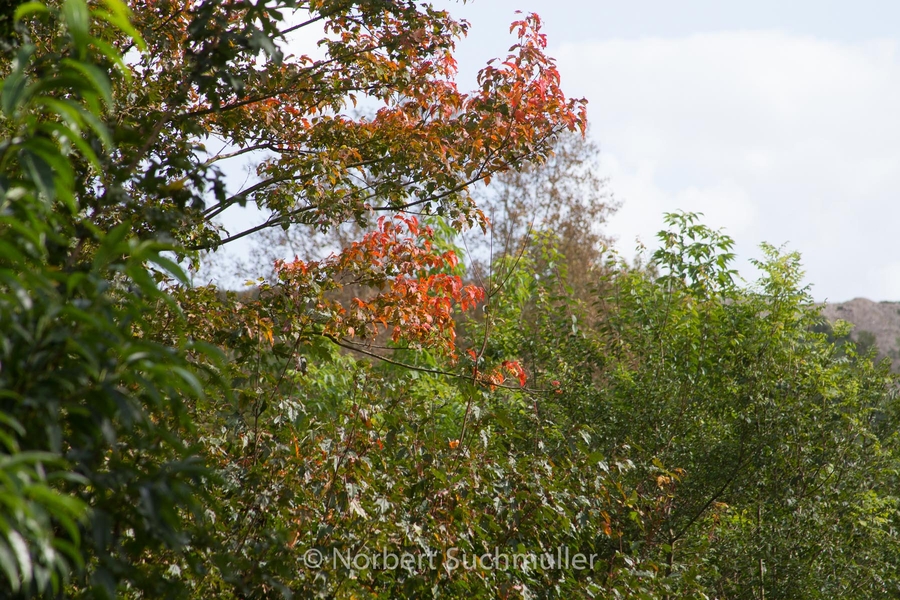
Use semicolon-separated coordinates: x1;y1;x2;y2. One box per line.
322;334;549;393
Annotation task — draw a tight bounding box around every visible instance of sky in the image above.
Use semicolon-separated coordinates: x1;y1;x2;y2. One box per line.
215;1;900;301
425;0;900;302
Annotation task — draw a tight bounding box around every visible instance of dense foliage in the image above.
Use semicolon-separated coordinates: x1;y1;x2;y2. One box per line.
2;1;899;599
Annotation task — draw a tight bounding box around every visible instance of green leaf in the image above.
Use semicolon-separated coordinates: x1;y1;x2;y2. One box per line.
94;7;146;52
0;452;61;471
62;0;90;56
13;2;50;21
20;136;77;210
171;366;204;398
0;414;25;438
51;539;84;571
0;540;20;593
1;68;30;116
30;95;110;155
60;59;113;108
91;223;131;270
25;485;85;519
92;38;134;84
73;100;113;147
148;253;190;286
33;97;84;130
18;148;56;201
7;531;32;587
42;122;102;173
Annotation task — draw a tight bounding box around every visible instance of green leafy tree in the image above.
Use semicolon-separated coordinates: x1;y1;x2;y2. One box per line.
483;212;900;598
0;1;225;597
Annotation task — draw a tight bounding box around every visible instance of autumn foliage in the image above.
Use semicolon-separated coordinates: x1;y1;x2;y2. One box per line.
275;214;485;355
113;1;586;250
7;2;900;600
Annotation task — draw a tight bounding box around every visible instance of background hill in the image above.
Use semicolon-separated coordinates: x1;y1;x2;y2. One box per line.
822;298;900;369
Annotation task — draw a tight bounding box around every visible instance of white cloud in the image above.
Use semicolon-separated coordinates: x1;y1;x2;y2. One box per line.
555;32;900;300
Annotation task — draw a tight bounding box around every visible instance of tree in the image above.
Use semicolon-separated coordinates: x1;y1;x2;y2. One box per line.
0;2;219;597
109;0;584;254
1;0;588;597
484;212;900;598
465;129;617;289
225;129;617;292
